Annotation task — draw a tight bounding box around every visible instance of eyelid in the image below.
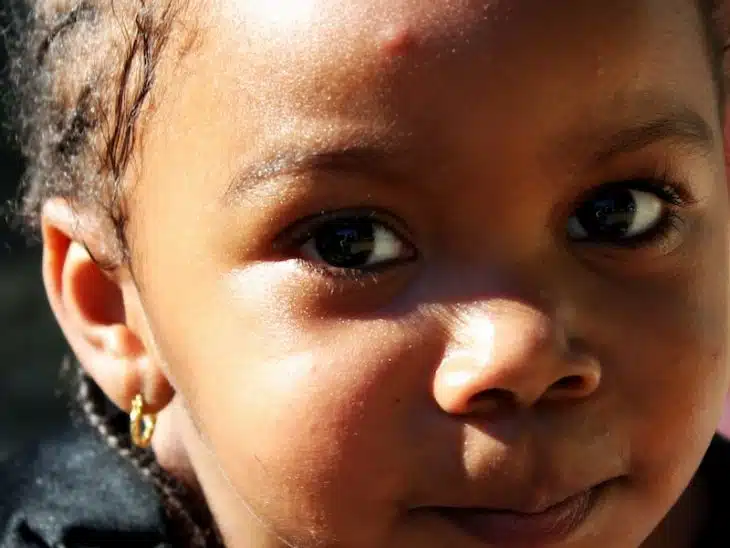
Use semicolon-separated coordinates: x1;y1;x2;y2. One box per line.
569;212;687;260
577;178;693;208
273;207;416;253
566;178;691;252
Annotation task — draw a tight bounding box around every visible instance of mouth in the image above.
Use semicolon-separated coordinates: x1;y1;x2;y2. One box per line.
425;481;612;547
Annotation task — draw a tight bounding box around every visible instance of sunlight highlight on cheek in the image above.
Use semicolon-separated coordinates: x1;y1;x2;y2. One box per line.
227;261;301;311
216;346;325;427
228;260;302;293
225;263;337;391
258;350;321;394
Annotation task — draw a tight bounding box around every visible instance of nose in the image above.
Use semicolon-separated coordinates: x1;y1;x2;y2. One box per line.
433;303;601;414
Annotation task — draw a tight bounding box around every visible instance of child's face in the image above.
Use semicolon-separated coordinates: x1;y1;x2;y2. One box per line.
121;0;728;546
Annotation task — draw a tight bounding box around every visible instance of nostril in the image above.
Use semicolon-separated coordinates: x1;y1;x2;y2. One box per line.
551;375;586;392
469;388;517;410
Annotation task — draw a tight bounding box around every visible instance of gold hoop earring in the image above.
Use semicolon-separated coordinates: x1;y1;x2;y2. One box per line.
130;393;157;448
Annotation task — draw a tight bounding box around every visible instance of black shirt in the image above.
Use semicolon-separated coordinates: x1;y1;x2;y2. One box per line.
0;419;172;547
695;435;730;547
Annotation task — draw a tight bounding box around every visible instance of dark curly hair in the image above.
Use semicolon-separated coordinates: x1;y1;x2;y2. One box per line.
4;0;219;544
67;364;222;547
3;1;730;547
6;0;200;264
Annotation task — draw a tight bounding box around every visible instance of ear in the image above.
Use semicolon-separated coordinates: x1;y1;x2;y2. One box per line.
40;198;173;414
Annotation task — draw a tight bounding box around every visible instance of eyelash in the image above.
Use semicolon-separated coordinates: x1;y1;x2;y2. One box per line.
581;177;689;208
606;209;684;249
273;175;694;280
274;208;417;279
569;177;692;249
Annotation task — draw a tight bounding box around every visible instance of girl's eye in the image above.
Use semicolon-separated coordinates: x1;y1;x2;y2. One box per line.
567;185;672;243
299;218;408;270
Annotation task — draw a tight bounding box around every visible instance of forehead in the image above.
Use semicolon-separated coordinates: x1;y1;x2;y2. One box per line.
185;0;711;134
141;0;718;211
211;0;708;85
223;0;701;56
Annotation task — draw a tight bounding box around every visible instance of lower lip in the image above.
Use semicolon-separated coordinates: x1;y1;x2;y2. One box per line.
436;487;600;547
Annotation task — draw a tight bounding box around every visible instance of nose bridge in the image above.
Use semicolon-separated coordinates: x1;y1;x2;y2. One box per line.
454;301;558;387
485;300;555;363
433;300;600;414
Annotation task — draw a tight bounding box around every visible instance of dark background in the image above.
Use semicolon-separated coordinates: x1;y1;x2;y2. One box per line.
0;4;68;460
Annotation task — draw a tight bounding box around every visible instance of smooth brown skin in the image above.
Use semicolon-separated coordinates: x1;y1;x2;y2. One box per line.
40;0;730;546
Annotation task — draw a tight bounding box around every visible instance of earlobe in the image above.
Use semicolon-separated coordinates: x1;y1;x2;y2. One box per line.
40;199;170;414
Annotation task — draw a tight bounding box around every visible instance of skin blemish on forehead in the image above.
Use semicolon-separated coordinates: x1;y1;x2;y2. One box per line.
379;25;418;58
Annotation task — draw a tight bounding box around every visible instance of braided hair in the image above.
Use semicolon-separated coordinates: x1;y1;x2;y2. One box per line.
67;360;222;547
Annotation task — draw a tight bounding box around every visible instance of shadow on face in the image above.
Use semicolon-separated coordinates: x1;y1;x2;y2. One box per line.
70;0;730;546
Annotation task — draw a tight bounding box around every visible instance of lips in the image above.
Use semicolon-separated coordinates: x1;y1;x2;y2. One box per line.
424;482;609;547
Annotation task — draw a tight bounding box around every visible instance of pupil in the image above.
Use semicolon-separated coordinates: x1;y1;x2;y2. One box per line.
314;220;375;267
576;189;636;239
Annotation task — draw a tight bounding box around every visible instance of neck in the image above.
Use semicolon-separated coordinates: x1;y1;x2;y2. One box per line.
155;397;288;548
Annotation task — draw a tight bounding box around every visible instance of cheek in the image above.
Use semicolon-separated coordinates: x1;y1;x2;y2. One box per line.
615;301;727;455
143;260;439;538
603;224;730;480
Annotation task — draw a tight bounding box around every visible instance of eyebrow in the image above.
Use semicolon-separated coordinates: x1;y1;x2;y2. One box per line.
589;106;716;164
222;144;406;204
223;105;716;203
